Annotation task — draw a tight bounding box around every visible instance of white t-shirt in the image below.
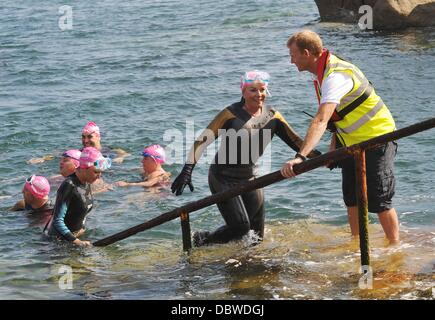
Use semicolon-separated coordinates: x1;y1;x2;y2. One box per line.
317;72;354;105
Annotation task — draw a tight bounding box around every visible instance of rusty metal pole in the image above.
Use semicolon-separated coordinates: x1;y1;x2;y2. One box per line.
354;148;370;267
180;212;192;252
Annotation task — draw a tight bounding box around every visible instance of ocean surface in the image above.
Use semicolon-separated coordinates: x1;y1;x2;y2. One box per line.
0;0;434;300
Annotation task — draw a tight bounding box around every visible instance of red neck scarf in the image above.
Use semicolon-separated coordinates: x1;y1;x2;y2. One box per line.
313;48;330;104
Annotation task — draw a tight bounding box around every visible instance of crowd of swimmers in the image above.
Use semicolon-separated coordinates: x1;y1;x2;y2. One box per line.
11;30;401;248
12;121;170;247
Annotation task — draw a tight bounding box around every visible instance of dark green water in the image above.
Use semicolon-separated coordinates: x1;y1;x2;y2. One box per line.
0;0;434;299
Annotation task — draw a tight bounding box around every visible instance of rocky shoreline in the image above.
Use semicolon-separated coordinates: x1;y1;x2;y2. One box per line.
314;0;435;29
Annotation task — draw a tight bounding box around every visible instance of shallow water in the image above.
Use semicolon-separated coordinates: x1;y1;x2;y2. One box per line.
0;0;434;299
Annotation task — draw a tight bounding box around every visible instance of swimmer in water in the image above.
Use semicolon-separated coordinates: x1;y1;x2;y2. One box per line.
27;121;129;165
48;149;82;188
11;175;52;214
46;147;111;247
116;144;170;188
81;121;129;164
81;122;119;194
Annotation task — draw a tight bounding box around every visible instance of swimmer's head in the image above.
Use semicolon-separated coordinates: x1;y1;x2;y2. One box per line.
77;147;111;183
62;149;81;167
79;147;111;171
82;121;100;137
82;121;101;148
141;144;165;174
240;70;271;96
60;149;81;177
23;175;50;200
142;144;166;164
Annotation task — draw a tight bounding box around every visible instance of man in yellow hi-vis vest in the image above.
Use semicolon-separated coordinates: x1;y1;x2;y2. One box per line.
281;30;399;245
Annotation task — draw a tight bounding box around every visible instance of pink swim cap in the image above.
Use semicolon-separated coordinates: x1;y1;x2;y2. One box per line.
79;147;103;168
62;149;81;168
24;175;50;199
240;70;271;93
82;121;100;137
142;144;165;164
79;147;111;171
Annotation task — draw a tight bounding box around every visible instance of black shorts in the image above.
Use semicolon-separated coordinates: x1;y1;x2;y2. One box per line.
341;141;398;213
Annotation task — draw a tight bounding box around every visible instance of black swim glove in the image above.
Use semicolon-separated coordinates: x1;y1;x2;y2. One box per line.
171;163;195;196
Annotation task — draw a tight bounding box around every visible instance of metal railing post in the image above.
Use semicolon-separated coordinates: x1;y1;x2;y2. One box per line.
180;212;192;252
354;148;370;267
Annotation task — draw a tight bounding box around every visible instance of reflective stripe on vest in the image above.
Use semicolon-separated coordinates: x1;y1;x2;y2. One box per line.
321;54;395;146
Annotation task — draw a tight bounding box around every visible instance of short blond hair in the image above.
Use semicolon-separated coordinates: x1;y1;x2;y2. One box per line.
287;30;323;56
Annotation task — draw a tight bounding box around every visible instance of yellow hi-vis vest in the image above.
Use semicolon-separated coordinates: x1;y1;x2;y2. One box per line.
320;54;395;146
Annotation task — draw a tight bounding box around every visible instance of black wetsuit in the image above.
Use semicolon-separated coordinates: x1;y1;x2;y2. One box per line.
188;101;320;244
47;173;93;242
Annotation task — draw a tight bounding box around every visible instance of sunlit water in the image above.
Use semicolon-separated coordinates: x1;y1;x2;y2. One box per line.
0;0;434;299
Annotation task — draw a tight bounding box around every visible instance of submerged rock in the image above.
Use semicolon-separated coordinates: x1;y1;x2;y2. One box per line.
313;0;435;29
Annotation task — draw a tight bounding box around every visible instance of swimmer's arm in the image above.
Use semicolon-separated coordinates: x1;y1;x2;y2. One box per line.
186;108;235;164
107;148;130;164
92;183;113;194
27;155;55;165
52;201;76;242
11;199;25;211
111;149;131;164
90;178;113;194
274;111;321;158
116;177;160;188
52;182;76;242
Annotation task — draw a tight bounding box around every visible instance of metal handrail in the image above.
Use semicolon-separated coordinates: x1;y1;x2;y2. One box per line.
93;117;435;266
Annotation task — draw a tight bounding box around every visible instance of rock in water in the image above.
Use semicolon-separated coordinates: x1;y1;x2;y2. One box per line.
313;0;435;29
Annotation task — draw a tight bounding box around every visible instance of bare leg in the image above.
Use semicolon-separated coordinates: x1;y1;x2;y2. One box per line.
347;206;359;236
378;208;400;245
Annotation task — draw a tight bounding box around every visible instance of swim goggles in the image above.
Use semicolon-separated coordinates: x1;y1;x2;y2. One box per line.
80;157;112;171
26;175;35;185
142;151;163;162
241;70;270;87
240;70;271;96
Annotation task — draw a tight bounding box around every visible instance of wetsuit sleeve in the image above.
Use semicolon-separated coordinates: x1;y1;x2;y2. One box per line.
52;181;76;242
186;108;236;164
273;111;321;158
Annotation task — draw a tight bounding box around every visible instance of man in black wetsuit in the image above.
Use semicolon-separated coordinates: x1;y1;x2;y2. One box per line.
171;70;320;246
47;147;111;247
